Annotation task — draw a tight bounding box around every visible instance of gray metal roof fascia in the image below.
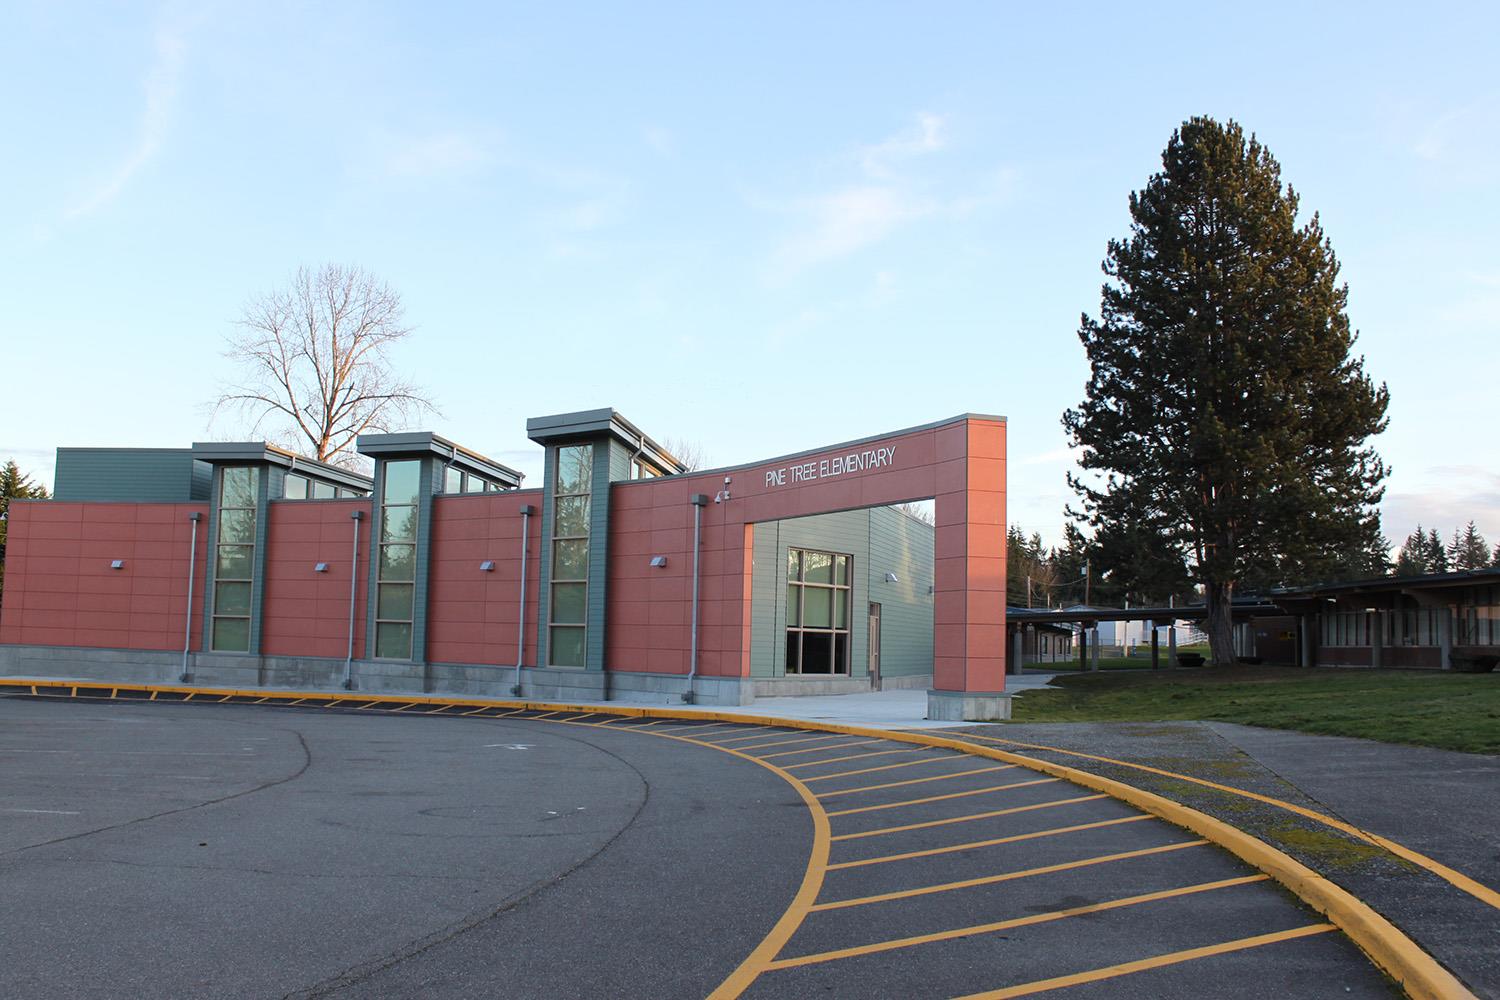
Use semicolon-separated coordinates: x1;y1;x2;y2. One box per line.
56;446;193;455
356;432;523;486
612;412;1008;485
190;442;373;490
524;408;686;474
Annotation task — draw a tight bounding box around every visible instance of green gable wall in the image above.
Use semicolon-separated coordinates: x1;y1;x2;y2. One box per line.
54;449;212;502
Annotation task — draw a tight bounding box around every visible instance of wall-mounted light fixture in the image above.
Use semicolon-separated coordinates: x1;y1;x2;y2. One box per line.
110;560;125;570
649;556;668;568
884;572;899;583
479;560;495;572
314;563;329;573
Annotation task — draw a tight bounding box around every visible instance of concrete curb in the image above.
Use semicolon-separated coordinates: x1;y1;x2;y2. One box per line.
1;678;1476;1000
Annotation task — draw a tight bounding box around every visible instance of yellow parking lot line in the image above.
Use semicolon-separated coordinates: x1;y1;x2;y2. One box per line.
830;794;1108;841
810;840;1210;911
687;725;777;740
950;923;1337;999
527;711;562;720
826;778;1061;816
708;728;792;743
952;730;1500;917
827;815;1155;870
814;765;1018;798
764;875;1268;970
737;733;855;751
802;754;962;782
759;740;883;760
783;748;916;770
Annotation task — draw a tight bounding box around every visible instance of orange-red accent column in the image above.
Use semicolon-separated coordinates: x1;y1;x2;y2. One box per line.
930;417;1008;718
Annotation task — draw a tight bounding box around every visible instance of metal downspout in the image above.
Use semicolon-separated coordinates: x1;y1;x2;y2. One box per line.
685;494;709;704
343;510;364;689
180;512;201;682
513;505;534;696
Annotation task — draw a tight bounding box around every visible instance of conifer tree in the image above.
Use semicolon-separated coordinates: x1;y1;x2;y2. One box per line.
1426;528;1448;573
0;460;51;607
1394;525;1428;576
1452;521;1490;571
1064;117;1389;666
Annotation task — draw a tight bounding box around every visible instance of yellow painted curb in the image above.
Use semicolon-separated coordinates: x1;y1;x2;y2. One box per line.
1;678;1475;999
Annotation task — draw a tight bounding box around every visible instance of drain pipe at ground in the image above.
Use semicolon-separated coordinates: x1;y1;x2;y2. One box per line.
685;494;709;704
343;510;364;689
513;504;534;696
180;512;201;682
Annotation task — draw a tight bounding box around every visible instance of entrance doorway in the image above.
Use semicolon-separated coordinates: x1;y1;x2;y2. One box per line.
868;603;882;690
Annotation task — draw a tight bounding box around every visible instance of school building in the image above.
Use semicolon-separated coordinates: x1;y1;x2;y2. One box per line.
0;410;1010;719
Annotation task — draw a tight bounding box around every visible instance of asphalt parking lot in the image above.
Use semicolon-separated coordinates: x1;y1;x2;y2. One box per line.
0;695;1398;999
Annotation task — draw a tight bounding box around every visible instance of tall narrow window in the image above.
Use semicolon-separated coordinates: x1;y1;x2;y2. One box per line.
211;466;259;652
785;547;851;674
549;444;592;667
376;460;420;659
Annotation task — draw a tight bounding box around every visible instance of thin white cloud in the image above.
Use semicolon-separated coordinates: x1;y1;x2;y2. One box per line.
1382;465;1500;546
384;131;495;178
772;186;931;275
65;23;187;220
764;112;1014;279
860;112;947;177
643;126;676;156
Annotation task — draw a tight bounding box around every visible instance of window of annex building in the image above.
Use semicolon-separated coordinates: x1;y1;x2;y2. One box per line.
549;444;592;667
375;460;420;659
211;466;258;652
786;548;852;674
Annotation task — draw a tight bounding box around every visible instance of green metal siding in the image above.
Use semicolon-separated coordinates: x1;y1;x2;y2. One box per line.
54;449;211;502
585;441;622;671
749;507;934;680
866;507;935;678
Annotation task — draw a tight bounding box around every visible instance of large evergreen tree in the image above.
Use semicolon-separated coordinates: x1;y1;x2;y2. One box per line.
0;460;51;607
1063;117;1389;667
1426;528;1449;573
1451;521;1490;571
1394;524;1429;576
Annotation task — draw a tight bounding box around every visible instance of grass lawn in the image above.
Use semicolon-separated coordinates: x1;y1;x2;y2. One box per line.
1028;655;1172;672
1009;666;1500;754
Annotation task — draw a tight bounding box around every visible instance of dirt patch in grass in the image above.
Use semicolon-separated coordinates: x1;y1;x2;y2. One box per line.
1010;667;1500;754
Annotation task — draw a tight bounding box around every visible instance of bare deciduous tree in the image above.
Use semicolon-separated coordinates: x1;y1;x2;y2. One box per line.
895;501;935;525
213;264;437;465
661;436;708;473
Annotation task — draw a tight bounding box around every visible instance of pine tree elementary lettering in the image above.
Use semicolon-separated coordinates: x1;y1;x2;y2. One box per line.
764;446;897;487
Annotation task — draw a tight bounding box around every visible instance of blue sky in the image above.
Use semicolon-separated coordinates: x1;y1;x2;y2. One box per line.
3;1;1497;552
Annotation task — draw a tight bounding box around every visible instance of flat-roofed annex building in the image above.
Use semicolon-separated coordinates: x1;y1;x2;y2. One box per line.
0;409;1011;719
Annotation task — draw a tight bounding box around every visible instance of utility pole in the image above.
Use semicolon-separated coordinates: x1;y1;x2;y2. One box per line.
1082;559;1091;607
1026;575;1032;609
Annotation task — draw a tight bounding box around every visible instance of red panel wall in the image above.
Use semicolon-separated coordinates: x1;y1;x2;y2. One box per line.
425;490;543;667
260;500;373;659
605;417;1007;691
0;501;208;652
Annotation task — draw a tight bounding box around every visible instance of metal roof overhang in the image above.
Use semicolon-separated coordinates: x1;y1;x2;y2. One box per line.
189;442;374;492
